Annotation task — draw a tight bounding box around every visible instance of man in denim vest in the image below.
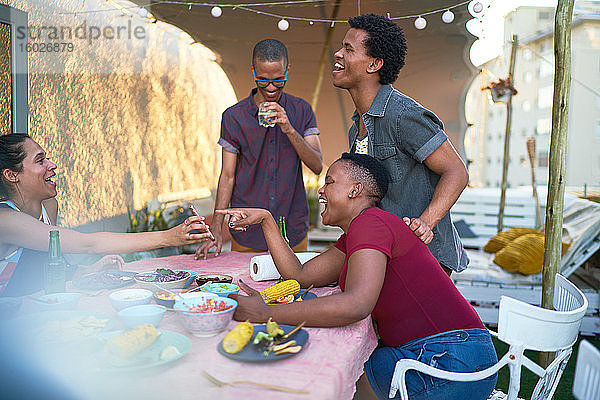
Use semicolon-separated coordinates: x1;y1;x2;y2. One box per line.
332;14;469;275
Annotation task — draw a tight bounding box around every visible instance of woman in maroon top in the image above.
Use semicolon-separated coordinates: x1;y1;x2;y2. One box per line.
222;153;497;400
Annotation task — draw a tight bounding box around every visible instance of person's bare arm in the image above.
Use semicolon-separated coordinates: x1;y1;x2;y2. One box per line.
405;140;468;244
263;102;322;174
196;149;237;259
230;248;387;327
0;209;211;254
286;133;322;175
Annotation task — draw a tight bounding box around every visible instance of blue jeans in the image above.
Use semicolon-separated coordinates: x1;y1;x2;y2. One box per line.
364;329;498;400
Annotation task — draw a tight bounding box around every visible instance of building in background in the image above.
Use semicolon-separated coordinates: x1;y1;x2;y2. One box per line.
464;3;600;190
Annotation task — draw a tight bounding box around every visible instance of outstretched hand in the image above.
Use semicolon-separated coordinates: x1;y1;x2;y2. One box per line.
170;215;213;246
403;217;434;244
228;279;268;323
215;208;271;231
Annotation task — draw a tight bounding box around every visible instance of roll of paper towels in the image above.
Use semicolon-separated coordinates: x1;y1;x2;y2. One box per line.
250;252;320;281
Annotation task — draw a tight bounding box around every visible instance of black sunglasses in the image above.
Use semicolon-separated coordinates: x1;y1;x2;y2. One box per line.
253;65;288;88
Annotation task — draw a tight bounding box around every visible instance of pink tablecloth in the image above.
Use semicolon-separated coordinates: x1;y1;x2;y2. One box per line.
67;252;378;400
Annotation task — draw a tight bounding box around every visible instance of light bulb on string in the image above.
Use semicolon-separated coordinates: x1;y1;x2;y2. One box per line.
468;1;484;17
188;3;191;11
442;10;454;23
138;7;149;18
309;21;314;25
278;19;289;31
414;16;426;30
211;6;222;18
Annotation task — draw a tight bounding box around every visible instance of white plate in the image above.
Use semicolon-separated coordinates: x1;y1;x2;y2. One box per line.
12;310;114;343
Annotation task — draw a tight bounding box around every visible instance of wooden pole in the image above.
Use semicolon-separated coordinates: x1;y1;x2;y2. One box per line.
526;137;542;228
539;0;575;368
311;0;341;111
541;0;574;309
497;35;518;233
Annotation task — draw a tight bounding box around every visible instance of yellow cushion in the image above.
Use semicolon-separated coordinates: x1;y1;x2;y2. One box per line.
493;233;571;275
483;227;541;253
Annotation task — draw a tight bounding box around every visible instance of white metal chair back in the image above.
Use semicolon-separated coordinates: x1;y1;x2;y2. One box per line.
553;273;588;312
389;274;588;400
573;340;600;400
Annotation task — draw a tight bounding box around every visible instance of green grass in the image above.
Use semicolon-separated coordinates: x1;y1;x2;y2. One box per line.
492;335;600;399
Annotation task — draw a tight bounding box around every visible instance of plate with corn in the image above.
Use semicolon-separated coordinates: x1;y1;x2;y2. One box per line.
88;324;192;372
217;320;308;362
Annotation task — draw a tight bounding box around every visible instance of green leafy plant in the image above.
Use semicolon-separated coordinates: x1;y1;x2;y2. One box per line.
127;204;171;233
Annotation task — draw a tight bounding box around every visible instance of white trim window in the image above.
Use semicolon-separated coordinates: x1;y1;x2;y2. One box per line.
537;118;552;135
537;86;553;110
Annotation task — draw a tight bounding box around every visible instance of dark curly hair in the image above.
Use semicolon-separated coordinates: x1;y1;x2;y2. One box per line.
348;13;407;85
338;152;390;206
0;133;30;200
252;39;288;66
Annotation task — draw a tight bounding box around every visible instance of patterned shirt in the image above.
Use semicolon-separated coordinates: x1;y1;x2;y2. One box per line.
355;135;369;154
218;89;319;250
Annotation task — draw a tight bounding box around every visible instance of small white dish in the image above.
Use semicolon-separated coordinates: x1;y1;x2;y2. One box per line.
109;288;153;311
118;304;165;328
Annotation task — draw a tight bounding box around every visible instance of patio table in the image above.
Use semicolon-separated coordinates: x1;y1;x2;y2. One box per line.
65;252;378;400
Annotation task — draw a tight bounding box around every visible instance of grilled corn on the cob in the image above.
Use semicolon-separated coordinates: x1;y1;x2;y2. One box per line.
104;324;159;358
222;321;254;354
260;280;300;303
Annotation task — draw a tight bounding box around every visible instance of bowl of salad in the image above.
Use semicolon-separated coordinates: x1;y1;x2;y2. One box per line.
174;294;237;337
199;282;240;298
134;268;191;292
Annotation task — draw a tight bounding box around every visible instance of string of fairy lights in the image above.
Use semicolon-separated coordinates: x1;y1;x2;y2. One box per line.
64;0;493;32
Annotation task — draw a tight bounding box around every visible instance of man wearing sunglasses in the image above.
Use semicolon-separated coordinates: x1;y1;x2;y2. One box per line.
197;39;322;259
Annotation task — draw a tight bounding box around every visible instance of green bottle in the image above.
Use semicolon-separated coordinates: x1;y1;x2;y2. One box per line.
44;230;66;294
277;216;290;245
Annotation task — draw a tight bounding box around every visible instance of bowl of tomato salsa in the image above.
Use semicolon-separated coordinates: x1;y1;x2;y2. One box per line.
173;294;237;337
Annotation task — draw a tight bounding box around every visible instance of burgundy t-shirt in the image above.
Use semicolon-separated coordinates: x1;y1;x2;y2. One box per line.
334;207;483;347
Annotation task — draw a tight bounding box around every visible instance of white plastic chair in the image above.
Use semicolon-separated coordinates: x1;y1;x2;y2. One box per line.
573;340;600;400
389;274;588;400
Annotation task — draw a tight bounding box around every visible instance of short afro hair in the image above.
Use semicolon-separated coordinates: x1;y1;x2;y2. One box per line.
338;152;390;206
252;39;288;66
348;14;407;85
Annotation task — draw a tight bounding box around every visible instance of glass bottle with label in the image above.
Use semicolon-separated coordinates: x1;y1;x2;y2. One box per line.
44;230;66;294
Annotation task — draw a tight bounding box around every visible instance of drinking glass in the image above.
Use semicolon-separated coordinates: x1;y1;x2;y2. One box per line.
258;104;276;128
